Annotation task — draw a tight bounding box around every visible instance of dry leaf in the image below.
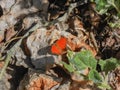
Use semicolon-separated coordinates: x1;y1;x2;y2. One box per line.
28;76;59;90
67;37;97;56
109;67;120;90
74;16;84;30
0;61;4;68
70;80;93;90
71;68;90;85
0;35;3;43
5;27;16;41
0;31;4;43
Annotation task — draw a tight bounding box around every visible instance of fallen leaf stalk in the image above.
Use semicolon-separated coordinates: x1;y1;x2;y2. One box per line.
0;23;40;80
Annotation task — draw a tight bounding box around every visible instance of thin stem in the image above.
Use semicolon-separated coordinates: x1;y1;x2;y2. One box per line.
4;36;22;46
0;23;40;80
109;0;120;14
0;54;11;80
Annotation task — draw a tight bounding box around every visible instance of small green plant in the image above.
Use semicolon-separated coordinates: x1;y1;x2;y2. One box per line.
91;0;120;16
91;0;120;29
108;18;120;28
62;50;120;89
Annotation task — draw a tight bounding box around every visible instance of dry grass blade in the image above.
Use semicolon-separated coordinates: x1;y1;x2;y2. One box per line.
0;23;40;80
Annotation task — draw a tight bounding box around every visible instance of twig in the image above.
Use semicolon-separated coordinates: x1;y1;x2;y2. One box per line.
4;36;22;46
113;31;120;39
90;32;98;52
0;54;11;80
7;23;40;53
0;23;40;80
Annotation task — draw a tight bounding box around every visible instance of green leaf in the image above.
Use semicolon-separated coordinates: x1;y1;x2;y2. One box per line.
67;50;75;61
94;0;108;14
65;50;98;75
73;55;88;70
61;61;75;73
99;58;120;74
88;70;102;83
98;82;111;90
76;50;97;69
98;59;106;71
65;50;97;74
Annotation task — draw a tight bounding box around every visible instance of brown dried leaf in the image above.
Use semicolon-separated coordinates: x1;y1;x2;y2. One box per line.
77;41;97;56
0;31;4;43
27;74;60;90
74;16;84;29
109;67;120;90
70;80;93;90
0;35;3;43
5;27;16;41
71;68;90;85
67;37;97;56
0;61;4;68
68;16;85;37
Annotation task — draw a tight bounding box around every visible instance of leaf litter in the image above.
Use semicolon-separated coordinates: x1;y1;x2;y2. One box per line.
0;0;120;90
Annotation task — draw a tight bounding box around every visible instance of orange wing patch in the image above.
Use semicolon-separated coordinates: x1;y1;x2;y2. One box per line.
51;37;67;55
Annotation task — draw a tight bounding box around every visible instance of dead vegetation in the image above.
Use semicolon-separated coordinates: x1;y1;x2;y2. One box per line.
0;0;120;90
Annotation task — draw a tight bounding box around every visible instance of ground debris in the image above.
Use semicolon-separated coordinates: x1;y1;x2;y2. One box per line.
0;0;120;90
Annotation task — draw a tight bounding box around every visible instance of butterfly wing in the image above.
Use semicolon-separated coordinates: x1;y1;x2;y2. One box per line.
56;37;67;50
51;37;67;55
51;44;61;55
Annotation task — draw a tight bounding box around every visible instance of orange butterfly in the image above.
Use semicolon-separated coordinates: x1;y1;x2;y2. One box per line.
51;37;67;55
